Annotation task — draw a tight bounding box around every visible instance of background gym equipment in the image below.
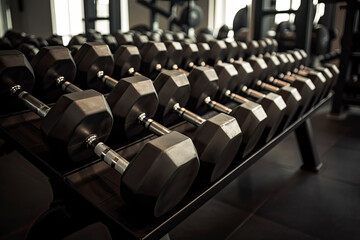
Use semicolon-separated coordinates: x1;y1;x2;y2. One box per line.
137;0;203;33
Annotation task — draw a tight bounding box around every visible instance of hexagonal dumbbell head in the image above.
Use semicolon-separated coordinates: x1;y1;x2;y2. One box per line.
293;49;307;66
102;35;118;53
73;42;114;92
285;53;296;71
196;42;210;65
133;33;149;49
296;70;326;105
255;91;286;142
263;38;273;53
152;70;242;182
228;101;268;157
313;66;333;99
207;40;227;65
232;60;254;88
31;46;76;101
164;41;183;69
276;53;290;74
181;42;199;70
173;31;186;41
121;131;199;217
153;70;190;125
323;63;339;89
67;35;87;47
106;75;158;137
237;41;247;59
256;80;301;130
0;50;34;98
224;40;239;63
275;74;316;114
69;45;81;57
213;62;239;100
192;113;242;182
271;38;278;52
196;33;214;43
114;31;134;45
140;41;167;78
161;31;174;41
247;40;259;57
186;66;219;114
288;50;302;69
17;43;39;60
113;45;141;78
147;31;161;42
257;39;267;55
247;56;268;81
41;89;113;162
263;54;281;77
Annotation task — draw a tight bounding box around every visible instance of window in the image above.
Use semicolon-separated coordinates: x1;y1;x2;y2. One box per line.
51;0;84;45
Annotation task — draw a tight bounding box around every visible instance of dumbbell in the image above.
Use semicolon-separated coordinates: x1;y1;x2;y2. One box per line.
291;49;339;98
1;50;199;217
137;41;268;155
244;55;302;127
213;62;287;142
112;41;264;157
33;45;238;182
17;43;39;60
152;70;243;182
68;43;242;182
275;51;325;106
162;41;278;147
114;31;134;46
102;35;118;53
261;52;316;114
190;40;286;142
295;48;339;84
31;46;199;158
285;50;328;103
205;44;298;131
78;42;243;180
288;50;332;100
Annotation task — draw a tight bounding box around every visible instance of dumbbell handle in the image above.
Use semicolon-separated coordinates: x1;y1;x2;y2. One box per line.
224;90;249;104
138;113;171;136
10;85;129;176
278;73;296;84
87;135;129;175
242;86;266;99
204;97;232;114
57;77;82;93
267;77;290;87
10;85;50;118
256;80;280;92
58;75;173;137
173;103;206;127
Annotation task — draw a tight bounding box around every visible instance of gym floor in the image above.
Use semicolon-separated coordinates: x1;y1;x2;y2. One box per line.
0;102;359;240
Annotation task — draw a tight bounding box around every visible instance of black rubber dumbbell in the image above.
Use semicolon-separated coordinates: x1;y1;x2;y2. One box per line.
190;41;286;142
1;49;200;217
66;43;243;181
135;42;268;156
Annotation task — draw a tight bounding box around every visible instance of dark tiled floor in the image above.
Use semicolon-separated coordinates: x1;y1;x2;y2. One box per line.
0;103;359;240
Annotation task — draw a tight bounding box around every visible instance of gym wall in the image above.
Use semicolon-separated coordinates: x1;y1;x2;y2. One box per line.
9;0;52;38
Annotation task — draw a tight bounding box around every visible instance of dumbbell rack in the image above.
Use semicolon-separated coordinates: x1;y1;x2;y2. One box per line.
0;93;332;240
